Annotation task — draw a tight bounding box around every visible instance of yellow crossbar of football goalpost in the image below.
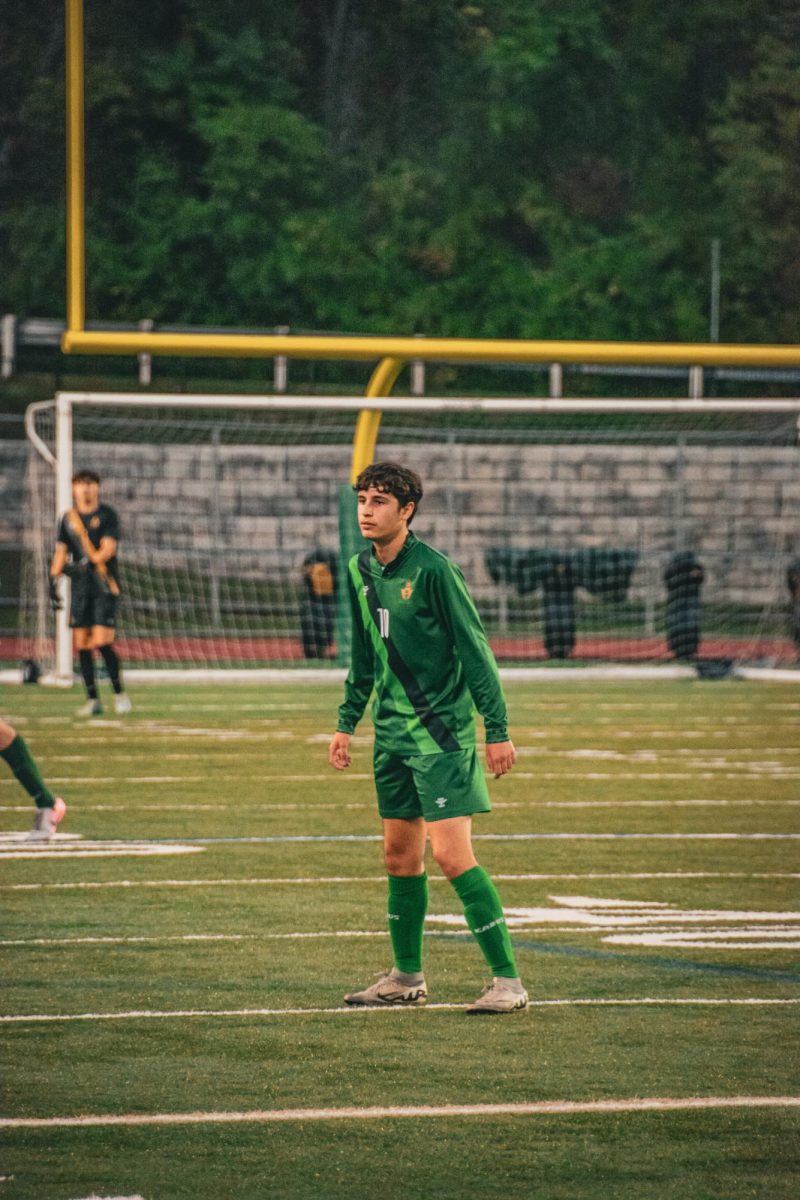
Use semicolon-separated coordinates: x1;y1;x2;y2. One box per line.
63;0;800;481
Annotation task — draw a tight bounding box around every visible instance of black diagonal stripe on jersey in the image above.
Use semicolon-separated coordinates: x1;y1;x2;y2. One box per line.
357;551;460;753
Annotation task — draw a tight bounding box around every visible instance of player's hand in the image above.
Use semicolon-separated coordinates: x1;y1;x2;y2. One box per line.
328;732;352;770
48;577;62;611
486;739;515;779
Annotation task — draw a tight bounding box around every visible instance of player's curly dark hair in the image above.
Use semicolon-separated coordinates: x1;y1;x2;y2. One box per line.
72;469;101;484
354;462;423;522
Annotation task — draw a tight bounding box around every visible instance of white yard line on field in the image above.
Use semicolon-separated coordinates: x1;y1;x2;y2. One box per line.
2;1095;799;1129
1;998;799;1025
0;834;204;860
0;931;390;947
3;871;799;892
4;927;800;949
3;796;799;809
82;833;798;844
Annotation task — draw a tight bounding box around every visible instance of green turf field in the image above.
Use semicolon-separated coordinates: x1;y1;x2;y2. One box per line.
1;678;798;1199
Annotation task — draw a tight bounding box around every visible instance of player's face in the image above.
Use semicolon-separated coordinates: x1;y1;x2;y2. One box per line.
72;480;100;511
357;487;414;544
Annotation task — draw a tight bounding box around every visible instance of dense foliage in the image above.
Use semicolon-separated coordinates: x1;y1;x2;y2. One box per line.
2;0;798;342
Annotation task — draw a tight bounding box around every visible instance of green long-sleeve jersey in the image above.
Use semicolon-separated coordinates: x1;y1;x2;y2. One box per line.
336;532;509;755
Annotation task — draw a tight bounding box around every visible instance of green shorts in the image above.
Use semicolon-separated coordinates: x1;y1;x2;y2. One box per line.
373;746;491;823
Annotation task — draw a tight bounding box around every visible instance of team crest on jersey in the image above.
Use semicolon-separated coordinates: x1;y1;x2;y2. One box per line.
89;515;101;529
400;579;414;600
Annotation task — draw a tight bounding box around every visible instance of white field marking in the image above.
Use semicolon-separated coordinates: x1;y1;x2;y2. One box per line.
430;906;800;928
604;933;800;948
3;796;798;811
474;833;800;841
512;772;800;780
3;871;799;893
96;724;265;740
155;702;314;711
9;927;800;950
142;833;800;844
0;847;204;859
2;999;799;1026
428;894;800;949
0;834;204;860
1;802;374;814
504;797;800;808
0;774;373;790
16;833;786;848
0;931;389;947
3;1095;800;1130
0;927;778;945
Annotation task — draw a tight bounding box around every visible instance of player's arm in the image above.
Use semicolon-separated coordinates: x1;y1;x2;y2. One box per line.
332;567;375;759
90;535;118;566
432;562;515;776
88;506;120;565
50;543;68;578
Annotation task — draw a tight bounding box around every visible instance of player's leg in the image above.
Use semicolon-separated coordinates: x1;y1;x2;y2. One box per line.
92;622;131;714
0;717;66;837
74;627;102;715
383;815;428;975
344;753;428;1007
419;750;527;1013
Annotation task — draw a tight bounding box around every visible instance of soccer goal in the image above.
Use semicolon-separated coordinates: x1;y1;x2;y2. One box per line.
21;392;800;682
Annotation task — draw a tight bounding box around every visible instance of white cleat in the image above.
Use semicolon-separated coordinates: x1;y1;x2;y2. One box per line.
466;978;529;1015
344;969;428;1007
28;796;67;841
77;699;103;717
114;693;132;714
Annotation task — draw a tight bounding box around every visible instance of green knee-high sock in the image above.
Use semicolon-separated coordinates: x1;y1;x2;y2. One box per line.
450;865;518;979
387;873;428;975
0;735;54;808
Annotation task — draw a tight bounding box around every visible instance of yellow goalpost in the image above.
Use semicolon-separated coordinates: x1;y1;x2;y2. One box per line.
62;0;800;483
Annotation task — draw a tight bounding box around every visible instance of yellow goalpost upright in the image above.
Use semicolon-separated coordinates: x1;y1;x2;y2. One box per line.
61;0;800;488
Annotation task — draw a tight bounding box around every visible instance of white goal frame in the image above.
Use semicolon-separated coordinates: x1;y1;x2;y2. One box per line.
24;390;800;685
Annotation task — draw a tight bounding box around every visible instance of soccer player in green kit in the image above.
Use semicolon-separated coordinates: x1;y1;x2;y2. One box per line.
329;462;528;1014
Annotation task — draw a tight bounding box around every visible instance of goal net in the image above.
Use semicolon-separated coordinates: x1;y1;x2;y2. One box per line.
20;393;800;679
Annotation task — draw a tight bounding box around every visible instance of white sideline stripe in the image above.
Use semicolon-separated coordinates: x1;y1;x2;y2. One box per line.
0;849;204;859
3;796;800;810
0;931;389;947
5;916;800;950
3;1095;799;1129
121;833;800;843
0;836;204;860
3;871;799;892
4;929;799;948
2;999;798;1025
0;774;373;787
606;936;800;949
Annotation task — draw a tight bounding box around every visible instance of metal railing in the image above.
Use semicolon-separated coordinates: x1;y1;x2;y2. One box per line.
5;314;800;397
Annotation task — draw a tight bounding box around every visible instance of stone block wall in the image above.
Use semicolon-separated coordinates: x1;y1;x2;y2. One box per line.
6;435;799;606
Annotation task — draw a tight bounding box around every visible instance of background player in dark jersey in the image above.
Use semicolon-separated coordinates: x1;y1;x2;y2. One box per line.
49;469;131;716
0;716;66;838
329;462;528;1014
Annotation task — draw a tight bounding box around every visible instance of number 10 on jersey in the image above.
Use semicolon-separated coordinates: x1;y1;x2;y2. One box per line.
378;607;390;638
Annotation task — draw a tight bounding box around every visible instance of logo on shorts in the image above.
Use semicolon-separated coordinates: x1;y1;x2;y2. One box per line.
435;796;448;808
401;579;414;600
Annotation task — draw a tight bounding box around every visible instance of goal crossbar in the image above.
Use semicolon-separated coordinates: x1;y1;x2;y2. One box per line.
49;392;800;414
